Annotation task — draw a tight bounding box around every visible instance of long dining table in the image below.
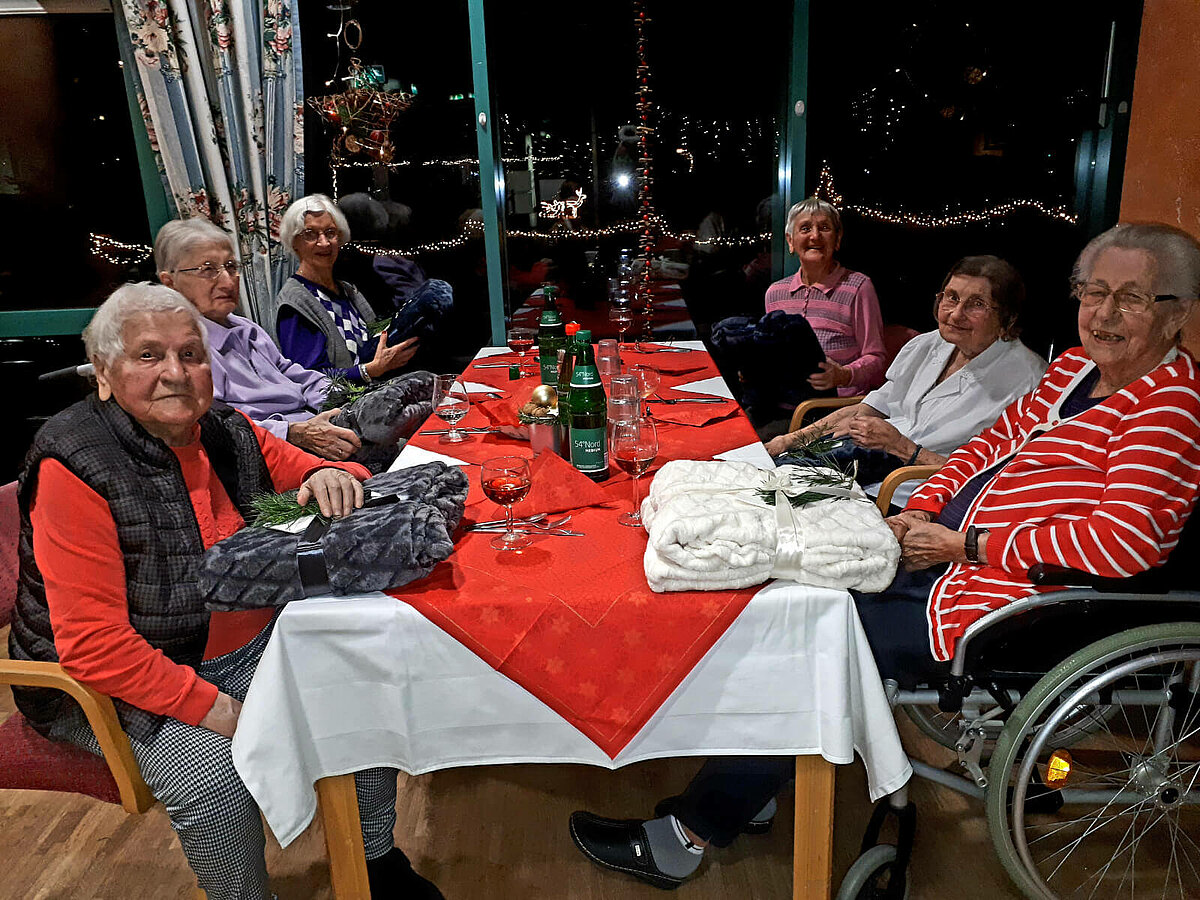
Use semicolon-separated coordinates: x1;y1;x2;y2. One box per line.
231;341;911;899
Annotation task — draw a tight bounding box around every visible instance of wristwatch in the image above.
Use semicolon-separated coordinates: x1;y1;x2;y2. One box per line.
964;525;989;564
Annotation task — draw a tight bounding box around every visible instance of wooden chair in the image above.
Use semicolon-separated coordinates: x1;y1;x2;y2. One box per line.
0;480;205;899
873;465;941;515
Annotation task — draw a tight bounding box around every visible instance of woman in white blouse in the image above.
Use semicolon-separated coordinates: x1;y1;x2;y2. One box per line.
765;255;1047;506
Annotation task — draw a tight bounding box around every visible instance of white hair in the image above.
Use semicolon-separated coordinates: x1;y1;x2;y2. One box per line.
153;218;235;273
84;282;209;366
785;197;843;241
279;193;351;258
1074;222;1200;299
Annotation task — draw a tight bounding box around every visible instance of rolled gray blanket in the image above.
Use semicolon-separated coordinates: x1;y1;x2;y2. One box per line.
332;370;435;473
200;462;468;610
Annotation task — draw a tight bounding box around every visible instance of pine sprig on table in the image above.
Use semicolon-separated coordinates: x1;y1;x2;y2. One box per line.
366;317;390;337
760;433;856;508
321;372;373;412
249;489;328;528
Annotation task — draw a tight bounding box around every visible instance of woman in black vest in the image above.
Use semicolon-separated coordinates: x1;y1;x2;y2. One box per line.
7;283;443;900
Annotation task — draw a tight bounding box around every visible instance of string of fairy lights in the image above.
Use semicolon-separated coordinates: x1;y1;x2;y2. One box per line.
632;0;655;338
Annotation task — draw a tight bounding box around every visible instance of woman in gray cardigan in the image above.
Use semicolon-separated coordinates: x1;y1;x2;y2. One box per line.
275;193;418;384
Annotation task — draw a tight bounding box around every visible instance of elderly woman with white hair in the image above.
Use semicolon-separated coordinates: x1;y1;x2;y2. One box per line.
570;222;1200;891
154;217;363;461
6;283;443;899
765;197;887;395
275;193;418;383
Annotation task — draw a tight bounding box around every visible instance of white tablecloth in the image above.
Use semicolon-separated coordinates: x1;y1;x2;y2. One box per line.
232;581;912;847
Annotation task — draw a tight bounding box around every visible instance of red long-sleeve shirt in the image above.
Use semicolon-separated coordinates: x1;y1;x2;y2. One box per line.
30;416;369;726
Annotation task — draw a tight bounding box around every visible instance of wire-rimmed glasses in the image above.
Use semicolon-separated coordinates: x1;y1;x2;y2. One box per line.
1071;281;1179;315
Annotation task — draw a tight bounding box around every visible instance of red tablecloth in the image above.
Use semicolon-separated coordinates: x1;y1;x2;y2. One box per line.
386;346;763;757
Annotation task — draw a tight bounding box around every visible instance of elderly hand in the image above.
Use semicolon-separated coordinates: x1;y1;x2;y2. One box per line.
288;410;362;461
900;521;967;571
198;691;242;738
840;416;908;456
298;467;365;519
765;433;799;456
364;336;419;379
884;509;932;544
808;360;851;392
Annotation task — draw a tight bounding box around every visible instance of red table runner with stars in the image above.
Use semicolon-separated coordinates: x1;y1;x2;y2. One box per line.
385;344;763;758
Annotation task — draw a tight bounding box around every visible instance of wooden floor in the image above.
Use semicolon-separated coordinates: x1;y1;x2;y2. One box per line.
0;625;1022;900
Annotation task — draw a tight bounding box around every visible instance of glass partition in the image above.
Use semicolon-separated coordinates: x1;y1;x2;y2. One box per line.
486;0;794;344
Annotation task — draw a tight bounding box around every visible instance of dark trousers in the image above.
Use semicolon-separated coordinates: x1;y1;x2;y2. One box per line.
666;566;948;845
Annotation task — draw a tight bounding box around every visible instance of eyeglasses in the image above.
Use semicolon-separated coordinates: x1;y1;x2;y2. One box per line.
936;291;996;316
1072;281;1179;315
298;228;341;244
175;260;240;280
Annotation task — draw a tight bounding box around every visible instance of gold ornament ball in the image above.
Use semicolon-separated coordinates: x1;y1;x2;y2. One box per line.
530;385;558;409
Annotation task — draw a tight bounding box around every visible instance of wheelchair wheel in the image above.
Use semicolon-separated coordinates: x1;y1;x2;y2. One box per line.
834;844;909;900
985;622;1200;900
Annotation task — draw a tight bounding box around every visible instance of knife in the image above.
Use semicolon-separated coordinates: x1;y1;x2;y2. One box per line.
645;397;728;404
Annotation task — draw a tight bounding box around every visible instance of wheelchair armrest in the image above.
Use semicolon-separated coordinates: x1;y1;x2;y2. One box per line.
1027;563;1174;593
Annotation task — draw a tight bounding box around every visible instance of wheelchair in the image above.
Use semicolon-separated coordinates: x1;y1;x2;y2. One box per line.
836;467;1200;900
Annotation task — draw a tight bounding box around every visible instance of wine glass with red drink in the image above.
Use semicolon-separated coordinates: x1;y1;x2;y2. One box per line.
480;456;533;550
610;418;658;527
608;305;634;348
433;374;471;443
507;326;537;377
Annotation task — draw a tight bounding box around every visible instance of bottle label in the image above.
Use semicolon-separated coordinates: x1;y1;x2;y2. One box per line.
570;426;608;472
571;365;601;388
540;309;562;325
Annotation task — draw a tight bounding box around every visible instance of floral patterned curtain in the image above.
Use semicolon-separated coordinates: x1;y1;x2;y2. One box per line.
114;0;304;325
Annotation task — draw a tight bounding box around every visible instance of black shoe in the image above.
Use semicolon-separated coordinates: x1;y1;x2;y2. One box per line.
653;795;774;836
366;847;445;899
568;811;687;890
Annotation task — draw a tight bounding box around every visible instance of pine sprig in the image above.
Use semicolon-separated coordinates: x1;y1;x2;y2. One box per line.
762;433;857;508
366;317;391;337
249;489;328;528
321;372;373;411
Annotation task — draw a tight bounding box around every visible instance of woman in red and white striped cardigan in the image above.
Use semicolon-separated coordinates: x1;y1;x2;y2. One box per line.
867;222;1200;680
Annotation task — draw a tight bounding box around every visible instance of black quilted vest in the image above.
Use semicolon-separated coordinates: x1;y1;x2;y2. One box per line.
7;396;272;740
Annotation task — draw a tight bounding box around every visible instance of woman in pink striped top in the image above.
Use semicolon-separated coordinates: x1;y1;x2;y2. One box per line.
862;222;1200;682
763;198;887;396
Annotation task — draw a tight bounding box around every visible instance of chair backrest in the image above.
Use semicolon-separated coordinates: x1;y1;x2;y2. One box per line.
882;325;920;365
0;480;18;629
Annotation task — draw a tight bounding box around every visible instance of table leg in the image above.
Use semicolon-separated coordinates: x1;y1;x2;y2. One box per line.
315;773;371;899
792;755;836;900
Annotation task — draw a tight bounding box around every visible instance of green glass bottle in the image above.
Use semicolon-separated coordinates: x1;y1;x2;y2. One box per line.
537;283;565;384
556;321;581;410
568;329;609;481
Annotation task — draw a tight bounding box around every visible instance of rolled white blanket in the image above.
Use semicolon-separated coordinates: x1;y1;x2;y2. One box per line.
641;460;900;593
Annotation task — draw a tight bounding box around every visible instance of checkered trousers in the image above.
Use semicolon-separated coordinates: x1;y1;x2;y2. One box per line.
65;619;398;900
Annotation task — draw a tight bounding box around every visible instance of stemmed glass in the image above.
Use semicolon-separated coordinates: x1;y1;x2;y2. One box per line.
610;418;658;528
629;365;661;402
609;305;634;347
432;374;471;443
480;456;533;550
507;326;537;377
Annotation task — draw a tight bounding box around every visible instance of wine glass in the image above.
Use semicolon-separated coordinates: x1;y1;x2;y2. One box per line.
610;418;658;528
480;456;533;550
507;326;537;377
432;374;471;443
608;305;634;347
629;364;661;402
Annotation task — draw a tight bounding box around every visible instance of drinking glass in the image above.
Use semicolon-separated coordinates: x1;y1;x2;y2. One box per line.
629;364;661;401
596;339;622;385
506;326;537;377
608;305;635;346
480;456;533;550
610;418;658;528
432;374;471;443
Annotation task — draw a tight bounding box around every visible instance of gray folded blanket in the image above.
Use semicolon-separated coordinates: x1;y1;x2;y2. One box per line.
331;370;435;473
200;462;468;610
